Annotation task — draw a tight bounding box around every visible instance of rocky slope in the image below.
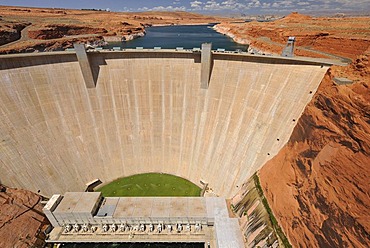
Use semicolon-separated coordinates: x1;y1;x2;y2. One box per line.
0;184;49;248
259;49;370;247
27;24;108;39
231;175;281;247
0;21;29;46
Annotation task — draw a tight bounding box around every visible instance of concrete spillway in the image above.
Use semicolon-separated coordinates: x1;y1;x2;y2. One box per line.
0;50;329;197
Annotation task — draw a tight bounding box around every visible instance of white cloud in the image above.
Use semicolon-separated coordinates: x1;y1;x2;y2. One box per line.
204;0;221;10
278;1;294;7
137;0;370;13
190;0;250;11
138;6;149;11
190;0;204;10
120;7;134;12
297;2;310;6
138;5;187;11
156;5;187;11
248;0;261;8
262;2;271;8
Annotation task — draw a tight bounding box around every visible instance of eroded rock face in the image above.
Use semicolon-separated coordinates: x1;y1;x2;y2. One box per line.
28;24;108;40
259;56;370;247
231;176;280;247
0;185;49;248
0;22;29;46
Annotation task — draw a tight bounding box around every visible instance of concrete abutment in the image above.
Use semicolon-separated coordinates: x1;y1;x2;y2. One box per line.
74;43;96;88
201;43;212;89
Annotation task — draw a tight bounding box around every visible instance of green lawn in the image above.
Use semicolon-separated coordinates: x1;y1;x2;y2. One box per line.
96;173;201;197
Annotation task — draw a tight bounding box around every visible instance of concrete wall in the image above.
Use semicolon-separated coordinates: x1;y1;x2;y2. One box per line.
0;51;328;197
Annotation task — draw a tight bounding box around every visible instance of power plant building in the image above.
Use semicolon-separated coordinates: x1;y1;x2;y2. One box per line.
43;192;244;247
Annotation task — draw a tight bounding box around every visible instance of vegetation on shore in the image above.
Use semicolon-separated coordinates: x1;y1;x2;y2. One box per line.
253;173;292;248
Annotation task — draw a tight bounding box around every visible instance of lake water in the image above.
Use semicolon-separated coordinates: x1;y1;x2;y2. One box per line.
105;24;247;51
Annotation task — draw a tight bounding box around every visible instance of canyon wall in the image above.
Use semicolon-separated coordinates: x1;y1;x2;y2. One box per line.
259;69;370;247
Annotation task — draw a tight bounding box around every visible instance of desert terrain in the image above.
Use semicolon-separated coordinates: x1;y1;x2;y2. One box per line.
0;6;231;53
0;6;369;248
0;184;49;248
215;12;370;61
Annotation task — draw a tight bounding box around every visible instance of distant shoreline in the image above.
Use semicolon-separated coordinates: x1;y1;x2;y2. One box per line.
151;22;218;27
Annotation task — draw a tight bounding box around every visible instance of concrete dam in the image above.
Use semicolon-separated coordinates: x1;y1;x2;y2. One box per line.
0;48;329;197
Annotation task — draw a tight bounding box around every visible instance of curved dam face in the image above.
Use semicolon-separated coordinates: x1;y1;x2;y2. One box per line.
0;51;328;197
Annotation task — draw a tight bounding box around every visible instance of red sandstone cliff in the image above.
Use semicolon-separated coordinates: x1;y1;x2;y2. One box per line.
0;185;49;248
259;50;370;247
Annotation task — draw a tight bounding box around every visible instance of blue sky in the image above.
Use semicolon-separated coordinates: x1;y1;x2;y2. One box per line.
1;0;369;14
